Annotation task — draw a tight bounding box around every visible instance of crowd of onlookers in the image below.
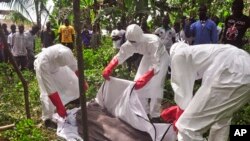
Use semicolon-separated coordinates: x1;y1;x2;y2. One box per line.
0;17;99;71
0;23;39;71
110;0;249;74
0;18;76;71
111;0;250;52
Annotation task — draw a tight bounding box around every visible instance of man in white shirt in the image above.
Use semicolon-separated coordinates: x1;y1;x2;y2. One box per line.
7;24;16;50
25;25;39;71
12;24;27;70
154;16;176;53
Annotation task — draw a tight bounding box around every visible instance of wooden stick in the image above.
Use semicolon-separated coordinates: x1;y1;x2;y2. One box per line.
0;124;15;131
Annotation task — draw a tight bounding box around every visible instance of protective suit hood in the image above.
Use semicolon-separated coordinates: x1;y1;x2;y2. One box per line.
170;41;189;58
125;24;144;43
154;28;166;39
111;29;120;37
55;46;75;67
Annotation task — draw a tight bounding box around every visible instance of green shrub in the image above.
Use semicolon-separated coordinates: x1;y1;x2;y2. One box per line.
83;38;116;70
2;119;47;141
232;104;250;125
162;79;175;105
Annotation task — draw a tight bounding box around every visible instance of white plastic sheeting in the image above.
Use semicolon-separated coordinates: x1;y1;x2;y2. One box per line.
96;77;177;141
53;108;83;141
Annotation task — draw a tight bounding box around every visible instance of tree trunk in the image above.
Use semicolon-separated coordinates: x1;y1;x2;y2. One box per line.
35;0;41;28
73;0;89;140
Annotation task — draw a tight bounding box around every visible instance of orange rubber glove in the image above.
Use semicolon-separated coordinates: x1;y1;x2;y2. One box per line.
49;92;67;118
102;57;118;80
160;105;184;131
134;69;154;90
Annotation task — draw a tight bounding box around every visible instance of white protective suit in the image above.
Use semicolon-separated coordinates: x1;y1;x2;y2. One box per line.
170;42;250;141
34;44;80;121
116;24;170;118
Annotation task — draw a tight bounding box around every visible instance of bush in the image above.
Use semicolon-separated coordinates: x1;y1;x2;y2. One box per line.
83;37;134;100
2;119;47;141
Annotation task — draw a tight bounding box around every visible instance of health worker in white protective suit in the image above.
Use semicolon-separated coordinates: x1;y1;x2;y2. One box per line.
102;24;170;120
170;41;250;141
34;44;88;128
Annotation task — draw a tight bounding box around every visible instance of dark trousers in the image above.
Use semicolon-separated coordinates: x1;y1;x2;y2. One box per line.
27;54;35;71
0;48;4;62
126;53;142;72
14;56;27;70
4;47;11;63
62;43;74;50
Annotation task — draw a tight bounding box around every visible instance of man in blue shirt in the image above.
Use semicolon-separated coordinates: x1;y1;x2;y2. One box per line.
185;4;218;45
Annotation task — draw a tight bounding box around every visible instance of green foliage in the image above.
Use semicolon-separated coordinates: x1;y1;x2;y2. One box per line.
243;44;250;53
83;44;115;70
35;37;42;53
0;64;41;125
163;79;175;105
5;11;32;24
242;30;250;53
80;0;94;8
0;38;48;140
232;104;250;125
0;63;26;125
83;37;134;100
2;119;47;141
